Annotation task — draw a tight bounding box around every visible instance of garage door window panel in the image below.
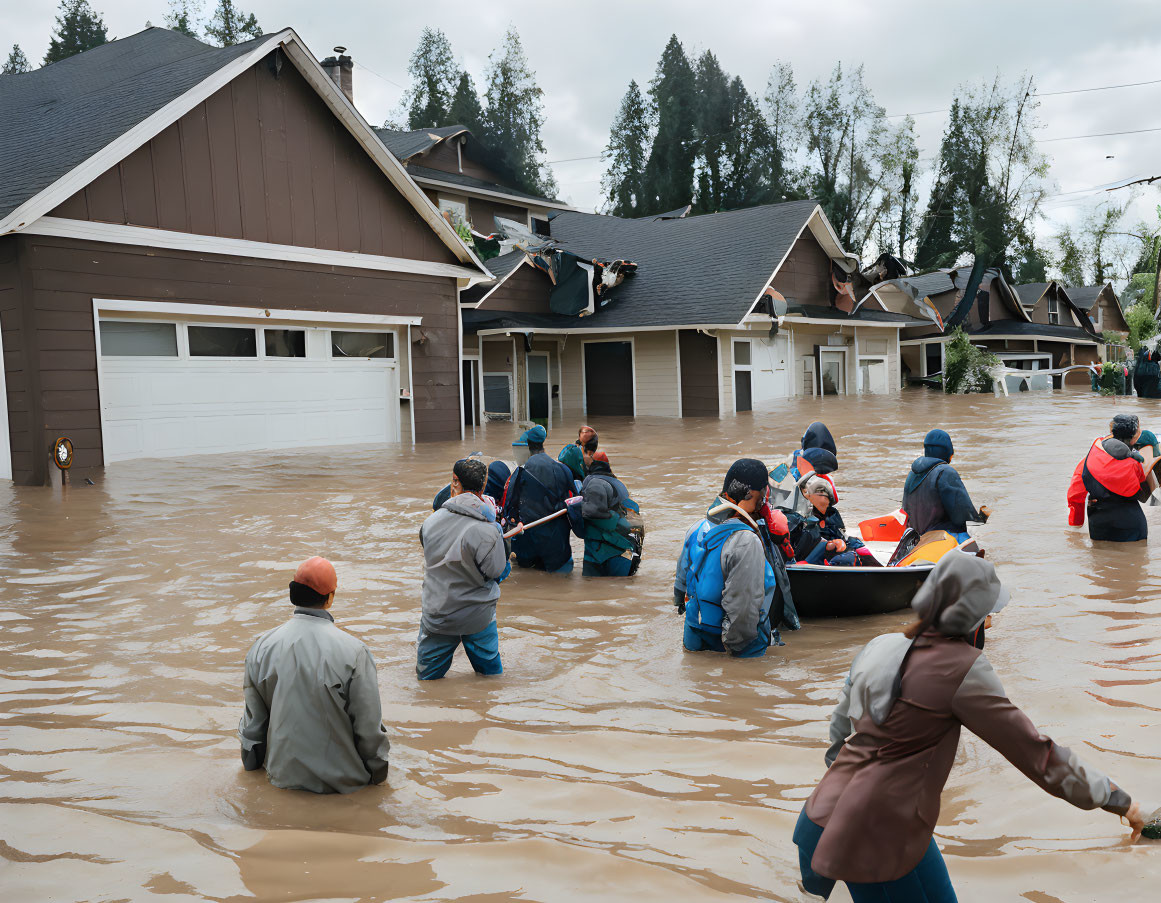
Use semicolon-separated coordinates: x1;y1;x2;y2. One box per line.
332;331;394;359
264;329;306;358
100;320;178;357
189;325;257;358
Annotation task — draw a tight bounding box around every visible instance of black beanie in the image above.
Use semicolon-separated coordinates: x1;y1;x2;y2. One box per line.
722;457;768;502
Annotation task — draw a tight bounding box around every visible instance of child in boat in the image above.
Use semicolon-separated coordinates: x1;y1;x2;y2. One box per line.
794;474;869;566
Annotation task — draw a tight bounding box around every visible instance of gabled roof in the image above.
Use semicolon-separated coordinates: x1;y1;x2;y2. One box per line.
1065;283;1115;311
0;27;488;277
373;125;468;161
968;320;1097;342
1015;282;1051;307
408;164;566;208
898;271;956;298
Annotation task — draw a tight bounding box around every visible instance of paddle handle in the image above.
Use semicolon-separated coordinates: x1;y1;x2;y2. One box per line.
503;507;568;539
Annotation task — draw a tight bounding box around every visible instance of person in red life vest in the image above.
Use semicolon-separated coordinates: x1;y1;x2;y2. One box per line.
1067;413;1156;542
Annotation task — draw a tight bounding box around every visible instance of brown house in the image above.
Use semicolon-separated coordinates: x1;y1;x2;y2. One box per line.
1065;282;1129;337
0;27;489;485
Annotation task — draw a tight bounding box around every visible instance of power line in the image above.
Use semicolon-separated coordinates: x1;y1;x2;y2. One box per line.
1036;76;1161;98
353;60;406;92
1041;124;1161;143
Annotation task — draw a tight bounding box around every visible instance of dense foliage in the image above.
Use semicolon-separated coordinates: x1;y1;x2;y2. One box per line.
44;0;108;65
942;328;999;394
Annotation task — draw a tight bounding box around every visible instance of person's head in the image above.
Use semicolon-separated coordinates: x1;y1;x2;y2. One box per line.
580;430;600;466
589;450;610;472
722;458;769;514
451;457;488;497
1109;413;1141;445
803;474;836;514
903;553;1009;640
801;421;837;456
557;443;586;481
576;425;596;447
288;556;338;610
923;428;954;463
513;425;548;463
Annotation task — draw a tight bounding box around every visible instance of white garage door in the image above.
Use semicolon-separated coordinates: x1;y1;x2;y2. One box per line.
97;319;400;463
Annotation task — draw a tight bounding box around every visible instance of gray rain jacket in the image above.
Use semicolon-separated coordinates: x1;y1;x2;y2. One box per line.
238;608;390;794
420;493;510;637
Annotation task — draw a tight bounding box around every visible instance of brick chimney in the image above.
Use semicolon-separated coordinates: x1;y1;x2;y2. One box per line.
320;46;353;103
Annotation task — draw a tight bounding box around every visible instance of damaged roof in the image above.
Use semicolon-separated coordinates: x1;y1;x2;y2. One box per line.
897;270;957;298
1065;283;1114;311
1015;282;1051;306
407;164;564;206
373;125;468;161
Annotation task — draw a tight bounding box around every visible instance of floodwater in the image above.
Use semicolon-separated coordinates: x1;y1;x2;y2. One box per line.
0;390;1158;903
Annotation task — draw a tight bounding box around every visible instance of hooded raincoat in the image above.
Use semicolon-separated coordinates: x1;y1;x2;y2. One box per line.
901;456;982;536
1067;437;1150;542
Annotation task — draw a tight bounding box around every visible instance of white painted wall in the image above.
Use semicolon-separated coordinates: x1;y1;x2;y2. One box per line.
0;315;10;480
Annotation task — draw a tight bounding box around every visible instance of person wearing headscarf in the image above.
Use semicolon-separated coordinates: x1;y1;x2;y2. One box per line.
500;425;576;573
794;554;1142;900
1067;413;1155;542
575;451;642;577
901;429;989;541
675;458;779;657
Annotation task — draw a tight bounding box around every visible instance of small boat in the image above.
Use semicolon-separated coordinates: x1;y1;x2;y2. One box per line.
786;559;935;618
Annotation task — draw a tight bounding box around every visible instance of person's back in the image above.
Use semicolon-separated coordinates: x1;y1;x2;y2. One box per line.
579;452;640;576
504;426;575;573
901;429;985;540
239;558;389;794
1067;413;1150;542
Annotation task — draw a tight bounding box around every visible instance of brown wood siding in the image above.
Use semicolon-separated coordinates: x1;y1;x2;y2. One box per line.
477;264;551;313
420;140;510;185
771;235;830;308
469;197;530;233
2;234;460;485
48;55;457;267
679;329;719;417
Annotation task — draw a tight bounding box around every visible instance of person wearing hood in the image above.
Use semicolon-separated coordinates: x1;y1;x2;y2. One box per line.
676;459;780;657
901;429;990;542
501;425;576;573
769;424;839;514
418;458;511;680
576;451;642;577
792;422;838;479
794;553;1143;900
1067;413;1156;542
558;443;586;487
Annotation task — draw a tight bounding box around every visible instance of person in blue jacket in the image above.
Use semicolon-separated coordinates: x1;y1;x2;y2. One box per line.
675;458;778;658
501;425;576;573
901;429;990;542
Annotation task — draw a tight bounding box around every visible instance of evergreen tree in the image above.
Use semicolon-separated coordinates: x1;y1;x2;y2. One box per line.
447;71;484;134
640;35;696;215
404;28;459;129
165;0;201;38
718;76;777;211
204;0;260;47
481;27;556;197
44;0;108;65
763;61;800;201
601;80;651;217
692;50;732;214
2;44;32;74
1012;240;1049;284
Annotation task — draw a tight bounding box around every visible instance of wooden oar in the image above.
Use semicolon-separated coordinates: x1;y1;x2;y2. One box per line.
503;507;568;539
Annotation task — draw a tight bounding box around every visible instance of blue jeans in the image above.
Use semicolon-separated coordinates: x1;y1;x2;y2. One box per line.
416;622;503;680
582;555;633;577
682;622;768;658
794;809;957;902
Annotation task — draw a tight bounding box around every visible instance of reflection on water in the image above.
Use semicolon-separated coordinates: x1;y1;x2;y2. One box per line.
0;391;1157;902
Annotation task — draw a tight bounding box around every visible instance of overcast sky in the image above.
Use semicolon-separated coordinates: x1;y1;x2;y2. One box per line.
5;0;1161;267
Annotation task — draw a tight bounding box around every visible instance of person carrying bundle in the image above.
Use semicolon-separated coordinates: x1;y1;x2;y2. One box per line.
501;425;576;573
573;450;643;577
1068;413;1157;542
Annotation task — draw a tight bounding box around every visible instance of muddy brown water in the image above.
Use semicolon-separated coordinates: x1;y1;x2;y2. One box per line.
1;391;1158;902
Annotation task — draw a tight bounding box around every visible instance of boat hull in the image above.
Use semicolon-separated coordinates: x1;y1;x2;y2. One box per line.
786;562;935;618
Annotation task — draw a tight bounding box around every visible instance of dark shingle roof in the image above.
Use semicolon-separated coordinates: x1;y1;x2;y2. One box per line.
968;320;1096;342
372;125;467;161
1015;282;1050;306
899;271;956;297
407;164;563;206
482;250;526;281
1064;284;1111;311
0;27;262;222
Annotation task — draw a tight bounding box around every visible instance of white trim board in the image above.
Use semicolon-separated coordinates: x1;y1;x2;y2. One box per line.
580;337;637;417
410;175;576;212
474;322;741;337
94;298;422;327
26;217;488;283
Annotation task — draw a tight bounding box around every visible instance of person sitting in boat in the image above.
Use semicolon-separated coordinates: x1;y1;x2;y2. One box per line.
901;429;990;542
675;459;778;658
792;421;838;479
576;451;642;577
792;474;868;567
1067;413;1156;542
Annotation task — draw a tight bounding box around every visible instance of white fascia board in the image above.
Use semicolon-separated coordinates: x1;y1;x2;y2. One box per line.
474;322;740;337
0;31;291;237
782;316;908;329
465;257;528;308
805;206;855;264
25;217;487;283
410;175;577;212
95;298;422;327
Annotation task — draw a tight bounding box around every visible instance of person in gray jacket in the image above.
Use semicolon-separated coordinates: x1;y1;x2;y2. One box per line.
418;457;511;680
238;556;390;794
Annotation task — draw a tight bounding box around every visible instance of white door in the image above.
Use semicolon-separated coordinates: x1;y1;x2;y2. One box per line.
858;358;889;394
97;320;400;463
750;334;789;402
820;350;846;395
0;314;10;480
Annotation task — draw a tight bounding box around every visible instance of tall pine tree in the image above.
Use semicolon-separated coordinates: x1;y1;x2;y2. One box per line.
640;35;696;215
3;44;32;74
404;28;459;129
44;0;108;65
692;51;731;214
718;76;777;211
482;27;556;197
204;0;260;47
763;62;800;201
447;72;484;134
165;0;201;38
601;80;651;217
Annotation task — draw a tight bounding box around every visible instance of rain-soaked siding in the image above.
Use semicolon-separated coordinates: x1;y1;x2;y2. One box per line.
1;234;459;486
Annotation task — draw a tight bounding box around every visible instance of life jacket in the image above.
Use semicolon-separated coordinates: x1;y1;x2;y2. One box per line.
580;472;641;563
683;519;777;631
1081;440;1144;503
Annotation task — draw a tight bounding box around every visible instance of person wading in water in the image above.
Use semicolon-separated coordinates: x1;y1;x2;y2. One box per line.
901;429;990;542
1068;413;1157;542
794;553;1143;901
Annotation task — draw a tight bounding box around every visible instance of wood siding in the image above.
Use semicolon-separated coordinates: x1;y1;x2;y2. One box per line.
477;264;552;313
2;234;459;485
679;329;719;416
421;140;510;185
469;197;531;233
50;55;457;266
771;236;831;308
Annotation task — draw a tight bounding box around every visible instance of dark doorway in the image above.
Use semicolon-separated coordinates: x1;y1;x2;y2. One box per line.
462;359;479;426
679;329;719;417
925;343;942;376
527;353;550;426
584;341;634;415
735;370;752;412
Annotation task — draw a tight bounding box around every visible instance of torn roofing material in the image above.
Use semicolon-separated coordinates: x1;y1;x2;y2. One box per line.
1064;283;1113;312
372;125;469;161
1014;282;1051;307
0;27;260;222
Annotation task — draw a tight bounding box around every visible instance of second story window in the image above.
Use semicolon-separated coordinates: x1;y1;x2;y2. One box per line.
1047;298;1059;325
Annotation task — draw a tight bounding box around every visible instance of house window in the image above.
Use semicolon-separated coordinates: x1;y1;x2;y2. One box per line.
264;329;306;358
531;215;551;237
438;197;468;227
99;320;178;357
483;373;512;415
331;331;393;359
188;325;257;357
733;340;752;367
1047;298;1059;325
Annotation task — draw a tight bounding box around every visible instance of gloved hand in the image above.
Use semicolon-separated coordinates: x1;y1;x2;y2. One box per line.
760;502;790;536
978;505;992;522
673;588;686;614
